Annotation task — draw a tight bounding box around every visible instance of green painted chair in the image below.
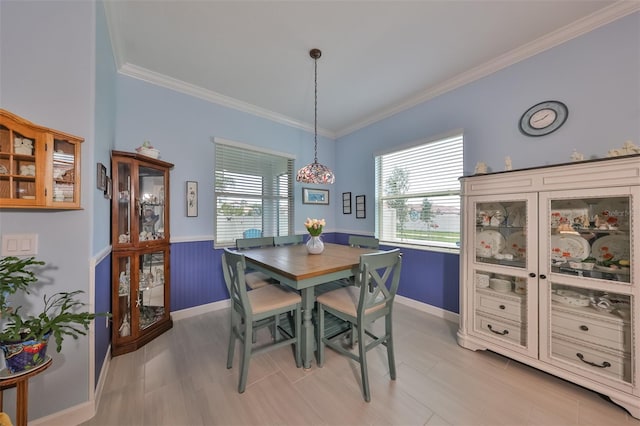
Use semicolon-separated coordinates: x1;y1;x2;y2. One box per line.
348;235;379;249
273;234;304;246
316;249;402;402
235;236;275;289
222;248;302;393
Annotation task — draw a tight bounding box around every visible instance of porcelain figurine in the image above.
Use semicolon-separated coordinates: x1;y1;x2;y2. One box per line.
474;162;488;174
570;149;584;161
504;156;512;171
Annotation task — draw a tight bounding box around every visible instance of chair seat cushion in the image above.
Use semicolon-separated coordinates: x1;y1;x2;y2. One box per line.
245;271;273;289
249;284;301;315
316;286;385;317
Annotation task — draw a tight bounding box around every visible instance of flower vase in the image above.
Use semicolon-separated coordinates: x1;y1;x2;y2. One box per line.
306;235;324;254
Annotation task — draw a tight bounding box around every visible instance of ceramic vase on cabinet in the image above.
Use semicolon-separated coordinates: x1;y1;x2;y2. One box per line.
306;236;324;254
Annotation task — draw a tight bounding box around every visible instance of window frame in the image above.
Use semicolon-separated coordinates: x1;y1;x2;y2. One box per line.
374;131;463;252
213;137;295;248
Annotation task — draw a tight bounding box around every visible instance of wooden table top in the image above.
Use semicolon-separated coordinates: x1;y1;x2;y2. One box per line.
242;243;376;282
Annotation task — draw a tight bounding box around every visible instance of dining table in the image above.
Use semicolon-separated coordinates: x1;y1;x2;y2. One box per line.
242;242;377;368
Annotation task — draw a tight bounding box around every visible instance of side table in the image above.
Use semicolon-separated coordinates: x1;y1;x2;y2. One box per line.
0;357;52;426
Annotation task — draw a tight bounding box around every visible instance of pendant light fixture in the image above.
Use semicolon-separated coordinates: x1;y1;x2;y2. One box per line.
296;48;335;184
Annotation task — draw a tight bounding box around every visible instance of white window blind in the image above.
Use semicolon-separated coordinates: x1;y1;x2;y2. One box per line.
375;134;463;249
214;142;294;246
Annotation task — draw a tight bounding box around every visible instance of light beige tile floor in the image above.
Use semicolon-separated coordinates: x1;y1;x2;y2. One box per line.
80;304;640;426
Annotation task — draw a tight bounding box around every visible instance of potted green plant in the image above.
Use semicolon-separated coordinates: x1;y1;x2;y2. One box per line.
0;256;107;374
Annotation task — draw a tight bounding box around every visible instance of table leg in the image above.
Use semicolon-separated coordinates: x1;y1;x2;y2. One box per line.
301;287;315;369
16;380;28;426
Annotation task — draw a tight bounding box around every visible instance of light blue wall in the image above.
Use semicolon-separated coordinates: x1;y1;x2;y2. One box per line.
94;0;118;253
94;0;117;388
334;12;640;234
0;0;98;421
114;76;337;239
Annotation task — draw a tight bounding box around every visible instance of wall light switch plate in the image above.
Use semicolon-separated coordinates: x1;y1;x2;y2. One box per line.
1;233;38;256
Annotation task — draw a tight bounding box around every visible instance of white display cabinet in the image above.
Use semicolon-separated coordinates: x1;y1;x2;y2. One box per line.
457;154;639;417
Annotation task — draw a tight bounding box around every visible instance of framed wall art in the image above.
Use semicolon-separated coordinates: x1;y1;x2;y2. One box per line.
302;188;329;205
356;194;366;218
186;181;198;217
97;163;107;191
342;192;352;214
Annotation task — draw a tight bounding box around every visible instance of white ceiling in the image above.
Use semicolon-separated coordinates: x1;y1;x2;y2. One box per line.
104;1;636;139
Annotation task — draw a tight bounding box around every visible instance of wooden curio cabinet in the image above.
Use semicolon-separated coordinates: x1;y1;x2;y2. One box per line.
111;150;174;356
0;109;82;209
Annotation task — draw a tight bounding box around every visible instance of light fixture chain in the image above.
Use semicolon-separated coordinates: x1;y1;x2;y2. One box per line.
314;56;318;163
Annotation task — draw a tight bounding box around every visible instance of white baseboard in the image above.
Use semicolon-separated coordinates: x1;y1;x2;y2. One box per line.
170;299;230;321
395;295;459;324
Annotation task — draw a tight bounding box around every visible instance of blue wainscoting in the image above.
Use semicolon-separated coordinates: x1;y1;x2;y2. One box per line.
169;236;460;315
170;240;228;311
95;254;111;386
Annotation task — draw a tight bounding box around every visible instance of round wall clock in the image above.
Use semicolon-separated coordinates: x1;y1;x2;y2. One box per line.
519;100;568;137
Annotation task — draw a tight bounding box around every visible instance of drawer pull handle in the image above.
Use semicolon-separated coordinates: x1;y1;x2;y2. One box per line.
576;353;611;369
579;325;589;331
487;324;509;335
499;305;506;310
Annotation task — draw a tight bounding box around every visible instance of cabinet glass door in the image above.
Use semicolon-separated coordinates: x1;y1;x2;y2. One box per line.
541;189;635;391
137;250;166;331
475;200;529;268
115;255;132;338
115;161;132;245
138;165;166;242
51;138;78;204
470;194;537;355
548;196;631;284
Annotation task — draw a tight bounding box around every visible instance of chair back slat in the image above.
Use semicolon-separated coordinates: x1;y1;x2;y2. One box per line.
274;234;304;246
355;249;402;314
348;235;380;249
236;236;274;250
222;249;251;316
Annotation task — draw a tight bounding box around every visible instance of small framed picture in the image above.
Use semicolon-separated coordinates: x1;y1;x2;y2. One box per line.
104;176;112;200
97;163;107;191
356;195;366;219
302;188;329;205
342;192;352;214
186;181;198;217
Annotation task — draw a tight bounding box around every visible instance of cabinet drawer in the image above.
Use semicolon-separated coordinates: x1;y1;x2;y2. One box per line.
476;291;525;322
476;313;526;346
551;336;631;383
552;305;630;352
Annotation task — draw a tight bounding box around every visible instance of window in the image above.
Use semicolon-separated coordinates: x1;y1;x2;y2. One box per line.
214;139;294;246
375;133;463;250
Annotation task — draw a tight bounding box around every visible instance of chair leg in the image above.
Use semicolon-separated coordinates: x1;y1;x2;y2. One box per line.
294;306;302;368
357;320;371;402
317;305;325;367
238;320;252;393
386;314;396;380
226;310;236;369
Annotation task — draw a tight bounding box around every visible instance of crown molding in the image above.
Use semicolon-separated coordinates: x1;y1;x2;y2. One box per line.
335;1;640;138
117;63;336;140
